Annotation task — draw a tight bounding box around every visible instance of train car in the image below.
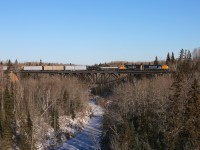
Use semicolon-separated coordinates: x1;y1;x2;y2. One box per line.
52;66;64;70
43;66;64;70
23;66;43;71
143;65;162;70
65;65;87;71
65;66;75;71
43;66;53;70
87;66;101;71
74;65;87;70
100;67;118;71
0;66;8;71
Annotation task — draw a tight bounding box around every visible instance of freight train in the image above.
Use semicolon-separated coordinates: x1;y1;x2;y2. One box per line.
0;64;169;71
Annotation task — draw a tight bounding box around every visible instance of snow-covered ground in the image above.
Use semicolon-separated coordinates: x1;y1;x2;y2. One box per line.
58;100;104;150
35;99;104;150
35;108;91;150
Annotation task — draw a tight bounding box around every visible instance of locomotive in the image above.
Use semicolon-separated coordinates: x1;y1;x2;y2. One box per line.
118;64;169;70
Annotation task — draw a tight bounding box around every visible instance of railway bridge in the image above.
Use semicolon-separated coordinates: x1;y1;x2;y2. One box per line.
11;70;171;85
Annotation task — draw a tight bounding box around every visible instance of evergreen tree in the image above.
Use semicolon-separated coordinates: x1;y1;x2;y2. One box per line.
39;59;42;65
7;59;12;67
177;49;191;72
63;90;69;115
182;78;200;148
179;49;184;62
14;59;18;71
181;50;192;73
154;56;159;65
70;101;76;119
2;86;15;149
171;52;175;63
27;111;33;137
165;73;185;149
166;52;171;65
184;50;188;60
18;111;33;150
50;106;59;132
187;50;192;61
187;78;200;118
14;59;18;65
54;108;59;132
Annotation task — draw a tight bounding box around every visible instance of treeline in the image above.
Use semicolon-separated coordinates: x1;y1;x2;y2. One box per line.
0;74;89;149
102;50;200;149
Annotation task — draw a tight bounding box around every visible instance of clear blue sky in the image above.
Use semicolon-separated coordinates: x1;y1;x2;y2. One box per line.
0;0;199;65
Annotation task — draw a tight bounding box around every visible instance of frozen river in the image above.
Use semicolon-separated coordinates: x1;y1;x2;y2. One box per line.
58;100;104;150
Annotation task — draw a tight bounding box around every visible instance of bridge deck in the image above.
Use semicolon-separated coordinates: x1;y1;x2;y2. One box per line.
9;70;172;84
15;70;171;74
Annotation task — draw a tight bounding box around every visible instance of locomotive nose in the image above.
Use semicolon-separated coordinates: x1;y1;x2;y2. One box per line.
118;65;126;70
161;65;169;70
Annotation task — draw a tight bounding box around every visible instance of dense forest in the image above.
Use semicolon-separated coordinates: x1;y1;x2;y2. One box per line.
102;49;200;150
0;73;89;149
1;48;200;150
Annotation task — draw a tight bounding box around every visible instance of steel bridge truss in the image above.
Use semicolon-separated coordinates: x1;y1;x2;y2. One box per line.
13;70;170;85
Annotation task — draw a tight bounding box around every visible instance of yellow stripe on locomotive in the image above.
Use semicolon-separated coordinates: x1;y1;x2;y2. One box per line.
118;64;126;70
161;65;169;70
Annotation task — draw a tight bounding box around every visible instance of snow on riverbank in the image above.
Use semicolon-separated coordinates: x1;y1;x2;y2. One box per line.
89;100;104;116
59;111;91;136
58;99;104;150
35;110;91;150
36;99;104;150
